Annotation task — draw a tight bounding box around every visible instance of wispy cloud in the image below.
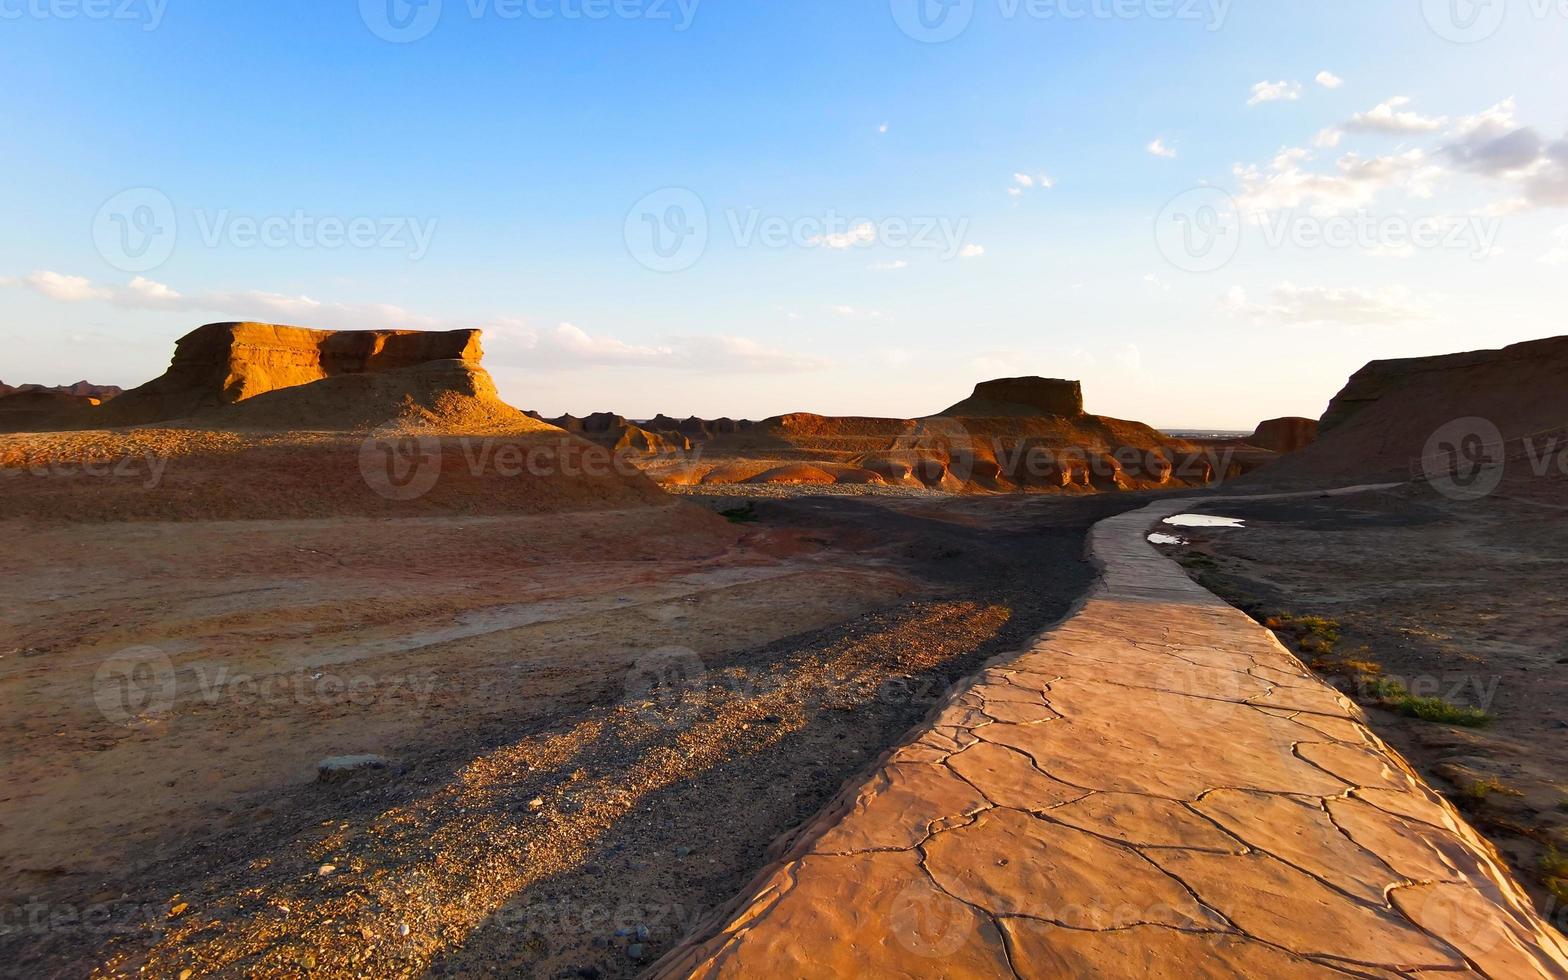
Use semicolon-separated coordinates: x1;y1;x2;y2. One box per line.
1346;96;1446;134
4;271;830;374
1315;70;1344;89
1248;80;1302;106
1222;283;1434;326
1147;138;1178;159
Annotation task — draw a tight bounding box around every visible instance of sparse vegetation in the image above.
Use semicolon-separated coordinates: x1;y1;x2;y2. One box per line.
1265;613;1342;656
1178;554;1217;570
719;504;760;524
1458;776;1524;802
1542;848;1568;905
1542;847;1568;879
1366;677;1495;727
1278;624;1494;728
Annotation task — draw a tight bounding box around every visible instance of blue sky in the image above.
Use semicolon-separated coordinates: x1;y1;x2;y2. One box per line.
3;0;1566;426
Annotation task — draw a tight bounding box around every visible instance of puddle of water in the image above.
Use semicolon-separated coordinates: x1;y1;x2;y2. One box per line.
1148;532;1188;546
1164;514;1245;529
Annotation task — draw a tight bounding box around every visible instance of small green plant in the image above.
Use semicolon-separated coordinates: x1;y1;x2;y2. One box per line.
1366;677;1494;727
1265;613;1342;655
1542;847;1568;879
1458;776;1522;802
719;504;760;525
1179;554;1217;570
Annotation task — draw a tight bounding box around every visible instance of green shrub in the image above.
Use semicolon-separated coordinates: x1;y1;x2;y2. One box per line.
1367;677;1493;727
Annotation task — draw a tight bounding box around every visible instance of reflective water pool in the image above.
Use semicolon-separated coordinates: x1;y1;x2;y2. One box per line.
1163;514;1245;529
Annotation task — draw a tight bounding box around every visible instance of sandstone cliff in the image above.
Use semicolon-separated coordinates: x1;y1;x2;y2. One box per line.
1246;416;1318;454
1258;335;1568;485
937;376;1085;418
102;322;486;427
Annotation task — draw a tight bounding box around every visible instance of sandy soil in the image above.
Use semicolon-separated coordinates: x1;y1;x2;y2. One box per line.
1157;480;1568;931
0;492;1136;977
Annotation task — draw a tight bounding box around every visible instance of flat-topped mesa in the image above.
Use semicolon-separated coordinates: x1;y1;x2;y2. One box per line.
1247;416;1318;454
938;376;1085;418
103;322;484;426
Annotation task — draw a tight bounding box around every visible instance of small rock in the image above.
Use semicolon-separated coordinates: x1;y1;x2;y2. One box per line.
529;798;545;809
316;756;392;783
318;864;337;877
626;943;645;960
674;846;692;858
635;924;650;942
168;902;188;918
399;923;410;937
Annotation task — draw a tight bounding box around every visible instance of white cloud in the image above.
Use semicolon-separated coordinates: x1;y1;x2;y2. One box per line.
1315;71;1344;89
1233;147;1439;214
1248;80;1302;106
807;222;877;250
1010;172;1054;194
16;270;110;303
1147;138;1178;159
869;259;908;271
4;271;829;374
1223;283;1433;326
830;305;888;321
959;244;986;259
1314;127;1344;148
1346;96;1446;134
878;123;889;135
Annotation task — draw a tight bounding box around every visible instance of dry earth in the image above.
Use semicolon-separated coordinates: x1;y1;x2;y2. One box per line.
0;491;1137;977
1159;478;1568;930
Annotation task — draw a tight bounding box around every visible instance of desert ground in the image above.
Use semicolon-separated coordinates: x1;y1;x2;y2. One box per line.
4;324;1566;977
0;482;1140;976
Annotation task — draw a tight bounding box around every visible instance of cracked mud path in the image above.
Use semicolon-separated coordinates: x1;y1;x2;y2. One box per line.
649;491;1568;979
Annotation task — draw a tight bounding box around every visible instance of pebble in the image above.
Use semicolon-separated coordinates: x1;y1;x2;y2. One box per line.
316;755;392;783
626;943;645;960
674;846;692;858
318;864;337;876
